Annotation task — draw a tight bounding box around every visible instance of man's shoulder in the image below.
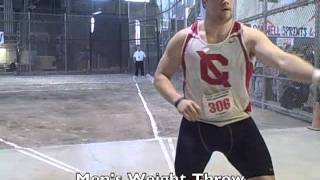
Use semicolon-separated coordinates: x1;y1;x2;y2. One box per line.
167;28;190;49
170;28;189;42
242;24;265;38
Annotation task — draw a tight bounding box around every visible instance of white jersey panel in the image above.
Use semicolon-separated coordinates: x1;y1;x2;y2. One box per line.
182;21;254;126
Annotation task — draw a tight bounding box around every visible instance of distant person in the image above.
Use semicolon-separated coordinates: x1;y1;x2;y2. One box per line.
133;46;146;76
7;62;16;72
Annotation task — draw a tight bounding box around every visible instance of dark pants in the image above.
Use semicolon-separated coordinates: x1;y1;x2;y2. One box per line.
175;117;274;179
135;61;144;76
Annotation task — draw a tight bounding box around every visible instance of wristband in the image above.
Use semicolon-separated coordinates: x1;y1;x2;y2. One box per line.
174;97;185;108
312;69;320;84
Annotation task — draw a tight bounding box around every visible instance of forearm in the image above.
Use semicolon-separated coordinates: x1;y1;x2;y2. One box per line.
278;54;314;83
153;73;183;105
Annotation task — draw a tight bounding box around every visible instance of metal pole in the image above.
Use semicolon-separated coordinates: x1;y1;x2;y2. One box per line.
174;0;177;32
234;0;237;19
4;0;7;66
262;0;268;109
128;1;130;22
144;1;147;44
127;1;131;72
119;23;122;73
67;0;70;14
156;18;160;63
146;42;149;74
119;0;121;17
64;13;68;71
9;0;13;33
144;1;147;73
144;1;147;20
315;0;320;102
184;0;187;28
169;0;172;36
309;0;320;130
28;11;31;72
4;0;7;33
89;30;92;72
64;0;69;72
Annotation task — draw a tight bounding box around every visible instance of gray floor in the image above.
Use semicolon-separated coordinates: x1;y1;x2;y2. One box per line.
0;74;319;180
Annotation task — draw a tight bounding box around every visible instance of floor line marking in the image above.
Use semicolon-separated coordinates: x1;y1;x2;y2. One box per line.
168;138;176;161
0;138;83;173
134;77;175;172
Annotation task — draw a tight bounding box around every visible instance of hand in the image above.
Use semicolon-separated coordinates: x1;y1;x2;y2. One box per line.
176;99;201;122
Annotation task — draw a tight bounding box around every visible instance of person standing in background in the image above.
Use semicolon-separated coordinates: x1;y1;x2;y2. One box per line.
133;46;146;76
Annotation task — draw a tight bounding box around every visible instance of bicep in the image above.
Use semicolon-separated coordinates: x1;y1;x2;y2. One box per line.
156;51;181;79
155;35;185;79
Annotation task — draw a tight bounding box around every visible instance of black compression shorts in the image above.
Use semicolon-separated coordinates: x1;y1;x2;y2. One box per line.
175;117;275;179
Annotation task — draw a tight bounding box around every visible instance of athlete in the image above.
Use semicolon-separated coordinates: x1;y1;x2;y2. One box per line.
153;0;320;179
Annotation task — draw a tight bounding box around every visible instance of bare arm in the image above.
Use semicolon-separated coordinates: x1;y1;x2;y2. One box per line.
153;29;187;104
244;26;315;83
153;29;201;121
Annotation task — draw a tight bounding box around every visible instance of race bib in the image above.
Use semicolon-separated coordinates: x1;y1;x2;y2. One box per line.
202;89;236;119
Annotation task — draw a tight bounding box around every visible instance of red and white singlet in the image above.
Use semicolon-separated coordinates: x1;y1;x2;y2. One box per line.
181;21;255;127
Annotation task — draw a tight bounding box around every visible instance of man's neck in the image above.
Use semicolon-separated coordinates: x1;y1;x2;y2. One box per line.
201;18;234;44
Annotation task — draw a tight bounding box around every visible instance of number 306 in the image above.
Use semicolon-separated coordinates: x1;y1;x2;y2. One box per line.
208;98;230;113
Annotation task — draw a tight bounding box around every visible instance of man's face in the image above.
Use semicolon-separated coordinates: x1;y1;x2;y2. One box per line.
203;0;233;22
